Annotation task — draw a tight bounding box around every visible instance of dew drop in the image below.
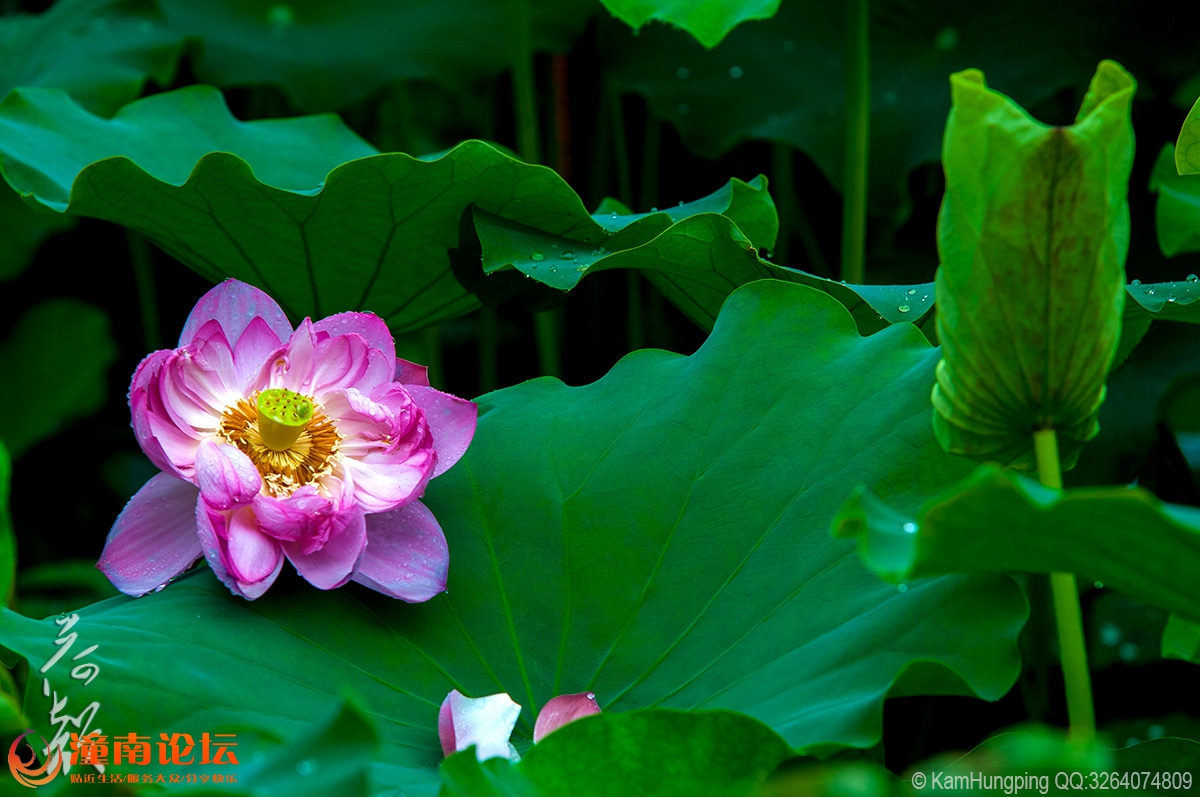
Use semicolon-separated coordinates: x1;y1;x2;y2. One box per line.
1147;724;1165;739
1168;294;1177;302
586;692;596;700
610;213;618;219
729;66;744;79
677;103;689;116
296;759;317;776
898;304;911;313
902;522;918;534
531;251;545;261
650;207;658;212
676;66;689;79
897;583;909;593
1099;622;1121;647
678;200;684;207
563;251;576;260
907;288;917;295
1118;641;1140;661
576;265;587;272
1131;279;1141;285
1093;581;1104;589
1147;287;1156;295
549;266;558;273
1188;274;1199;283
550;243;558;249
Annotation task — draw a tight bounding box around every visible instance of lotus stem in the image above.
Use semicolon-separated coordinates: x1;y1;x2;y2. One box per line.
1034;428;1096;742
841;0;869;285
127;230;161;352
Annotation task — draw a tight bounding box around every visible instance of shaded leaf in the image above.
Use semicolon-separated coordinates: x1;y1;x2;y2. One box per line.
1149;143;1200;257
440;710;789;796
0;281;1024;795
0;300;117;459
473;200;934;335
0;441;11;604
1111;737;1200;774
932;63;1134;470
0;0;182;116
599;0;781;49
0;185;75;282
1162;614;1200;663
835;464;1200;622
600;0;1106;213
158;0;594;112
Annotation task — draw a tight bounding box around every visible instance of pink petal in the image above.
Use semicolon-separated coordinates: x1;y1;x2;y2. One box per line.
97;474;203;596
313;312;396;372
233;315;287;390
195;439;262;510
395;358;430;386
533;692;601;743
226;509;282;583
309;333;372;394
406;385;477;477
282;509;366;590
438;692;457;757
180;280;292;349
196;504;283;599
130;350;179;474
341;455;433;513
353;501;448;601
441;690;522;761
272;318;319;394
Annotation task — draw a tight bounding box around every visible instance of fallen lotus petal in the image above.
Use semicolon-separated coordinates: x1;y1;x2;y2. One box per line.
532;691;601;742
97;279;477;600
438;689;522;762
932;61;1135;469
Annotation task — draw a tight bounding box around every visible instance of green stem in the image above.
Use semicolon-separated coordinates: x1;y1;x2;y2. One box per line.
640;110;660;212
841;0;869;285
1034;428;1096;742
127;230;161;352
771;143;830;275
534;311;561;379
608;79;633;207
507;0;541;165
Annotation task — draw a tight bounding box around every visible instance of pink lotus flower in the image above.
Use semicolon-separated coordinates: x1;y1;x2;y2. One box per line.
98;280;476;600
438;690;601;761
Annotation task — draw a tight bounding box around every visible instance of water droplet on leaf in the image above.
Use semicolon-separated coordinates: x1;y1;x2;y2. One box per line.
531;251;545;261
902;522;918;534
898;304;911;313
1100;622;1121;646
1131;279;1141;285
562;251;576;260
1188;274;1199;283
907;288;917;295
296;759;317;776
897;583;908;593
729;66;744;79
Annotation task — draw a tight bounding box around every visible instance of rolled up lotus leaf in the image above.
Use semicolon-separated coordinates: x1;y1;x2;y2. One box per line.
932;61;1135;470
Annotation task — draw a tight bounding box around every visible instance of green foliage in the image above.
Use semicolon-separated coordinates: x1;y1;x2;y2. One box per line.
599;0;781;49
1149;144;1200;257
600;0;1106;214
0;0;181;116
439;710;789;796
1162;614;1200;662
1176;96;1200;175
156;0;594;112
0;441;11;604
0;281;1025;792
933;62;1134;470
0;299;117;459
835;464;1200;622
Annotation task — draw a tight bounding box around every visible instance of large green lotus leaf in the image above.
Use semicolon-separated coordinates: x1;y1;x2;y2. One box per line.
835;464;1200;622
0;0;181;116
472;202;935;335
0;86;779;333
910;725;1111;786
0;300;117;459
0;281;1025;795
599;0;780;49
1177;96;1200;175
599;0;1104;213
439;710;790;796
1162;614;1200;662
157;0;593;113
933;63;1134;471
1150;144;1200;257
